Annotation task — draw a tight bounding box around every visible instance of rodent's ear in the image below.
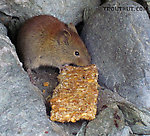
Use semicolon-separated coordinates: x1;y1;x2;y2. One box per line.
57;29;71;45
68;23;78;33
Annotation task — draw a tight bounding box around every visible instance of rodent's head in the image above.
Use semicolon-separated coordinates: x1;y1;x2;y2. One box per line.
56;23;91;67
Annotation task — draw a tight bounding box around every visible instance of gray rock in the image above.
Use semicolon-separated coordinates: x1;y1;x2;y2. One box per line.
0;0;100;42
56;121;84;136
81;0;150;109
147;2;150;15
0;0;100;31
76;121;88;136
85;103;125;136
0;23;7;35
0;23;68;136
97;87;131;113
89;87;150;136
118;102;150;134
112;126;133;136
144;0;150;12
130;125;150;135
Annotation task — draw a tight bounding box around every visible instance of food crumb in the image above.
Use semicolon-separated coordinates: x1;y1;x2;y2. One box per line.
43;82;49;87
42;89;46;94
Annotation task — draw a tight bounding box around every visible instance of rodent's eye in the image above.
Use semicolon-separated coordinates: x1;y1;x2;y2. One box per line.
74;51;80;56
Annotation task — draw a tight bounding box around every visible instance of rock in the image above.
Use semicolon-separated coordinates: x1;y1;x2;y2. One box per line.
0;0;100;41
86;87;150;136
29;67;59;101
113;126;133;136
144;0;150;13
0;23;7;35
118;102;150;126
85;103;125;136
58;121;86;136
1;0;100;24
118;102;150;135
76;121;88;136
130;125;150;135
81;0;150;110
97;87;130;113
0;23;69;136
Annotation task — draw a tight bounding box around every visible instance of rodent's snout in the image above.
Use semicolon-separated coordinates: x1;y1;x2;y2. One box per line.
77;55;91;66
64;56;91;67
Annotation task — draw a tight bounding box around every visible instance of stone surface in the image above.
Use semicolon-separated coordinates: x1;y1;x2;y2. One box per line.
130;125;150;135
76;121;88;136
0;0;100;24
0;23;69;136
145;0;150;12
97;87;130;114
29;67;59;101
0;0;100;42
0;23;7;35
118;102;150;135
59;121;85;136
85;87;150;136
81;0;150;110
113;126;132;136
85;103;125;136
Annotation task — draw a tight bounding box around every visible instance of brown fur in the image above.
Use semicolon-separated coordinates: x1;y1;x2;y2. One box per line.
16;15;91;70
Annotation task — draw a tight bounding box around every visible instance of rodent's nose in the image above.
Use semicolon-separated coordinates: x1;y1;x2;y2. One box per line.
79;56;91;66
86;54;91;65
86;58;91;65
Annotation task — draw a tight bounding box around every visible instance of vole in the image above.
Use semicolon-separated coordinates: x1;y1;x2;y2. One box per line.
16;15;91;71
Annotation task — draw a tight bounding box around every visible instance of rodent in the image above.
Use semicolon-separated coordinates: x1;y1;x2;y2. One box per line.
16;15;91;70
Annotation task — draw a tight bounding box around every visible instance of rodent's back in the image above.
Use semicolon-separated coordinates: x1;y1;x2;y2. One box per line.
17;15;91;70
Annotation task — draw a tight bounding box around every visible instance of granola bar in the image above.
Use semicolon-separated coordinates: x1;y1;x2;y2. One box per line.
50;64;99;122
